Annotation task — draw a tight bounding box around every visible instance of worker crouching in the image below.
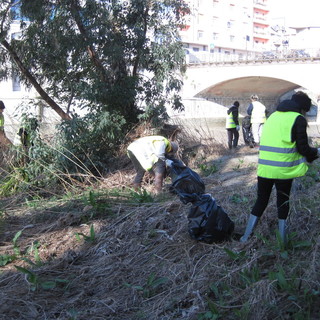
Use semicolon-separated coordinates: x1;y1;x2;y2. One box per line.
127;135;179;194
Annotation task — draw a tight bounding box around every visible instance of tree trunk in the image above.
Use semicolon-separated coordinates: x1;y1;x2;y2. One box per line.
1;39;71;120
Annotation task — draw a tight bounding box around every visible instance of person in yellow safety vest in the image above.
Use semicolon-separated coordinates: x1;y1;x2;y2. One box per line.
247;94;267;146
240;91;319;244
0;101;5;132
226;101;240;149
127;136;179;194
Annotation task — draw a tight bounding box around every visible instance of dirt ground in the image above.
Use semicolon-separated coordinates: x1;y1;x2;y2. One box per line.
1;134;320;320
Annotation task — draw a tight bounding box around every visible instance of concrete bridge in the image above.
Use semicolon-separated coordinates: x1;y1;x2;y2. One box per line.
176;57;320;119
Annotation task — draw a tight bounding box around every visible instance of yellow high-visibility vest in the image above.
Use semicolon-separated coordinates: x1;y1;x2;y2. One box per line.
127;136;170;171
0;114;4;129
257;111;308;179
226;112;236;129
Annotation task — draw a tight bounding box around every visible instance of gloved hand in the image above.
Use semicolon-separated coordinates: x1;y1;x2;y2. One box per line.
165;159;173;167
236;125;240;131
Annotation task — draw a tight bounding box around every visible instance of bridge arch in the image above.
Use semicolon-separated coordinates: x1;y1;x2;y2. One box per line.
180;60;320;117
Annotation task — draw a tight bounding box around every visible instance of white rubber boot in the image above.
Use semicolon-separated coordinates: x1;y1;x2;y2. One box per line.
240;214;259;242
278;219;287;245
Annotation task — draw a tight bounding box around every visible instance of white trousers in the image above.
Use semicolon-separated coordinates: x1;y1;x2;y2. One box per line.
251;123;264;144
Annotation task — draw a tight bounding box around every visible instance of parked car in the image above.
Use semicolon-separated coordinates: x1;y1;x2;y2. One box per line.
261;51;278;60
286;49;310;59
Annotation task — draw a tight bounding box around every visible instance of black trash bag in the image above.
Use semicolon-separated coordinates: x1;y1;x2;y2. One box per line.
188;194;234;243
169;160;205;203
242;115;254;147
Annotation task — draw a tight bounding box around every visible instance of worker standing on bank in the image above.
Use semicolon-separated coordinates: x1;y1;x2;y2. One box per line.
226;101;240;149
0;101;5;133
240;91;318;244
127;136;179;194
247;94;266;146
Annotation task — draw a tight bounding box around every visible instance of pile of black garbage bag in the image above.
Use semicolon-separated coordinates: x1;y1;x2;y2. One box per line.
169;159;234;243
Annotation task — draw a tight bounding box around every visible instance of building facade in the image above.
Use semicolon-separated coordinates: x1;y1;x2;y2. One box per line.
181;0;270;61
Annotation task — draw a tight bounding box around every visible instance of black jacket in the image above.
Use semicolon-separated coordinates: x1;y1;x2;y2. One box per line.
276;99;318;163
227;105;239;126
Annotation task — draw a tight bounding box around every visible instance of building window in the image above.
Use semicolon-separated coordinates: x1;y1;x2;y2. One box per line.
230;35;235;42
213;32;219;40
197;30;204;40
197;14;204;25
227;21;234;28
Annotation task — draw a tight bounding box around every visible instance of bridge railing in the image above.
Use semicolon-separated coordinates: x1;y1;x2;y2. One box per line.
186;49;320;66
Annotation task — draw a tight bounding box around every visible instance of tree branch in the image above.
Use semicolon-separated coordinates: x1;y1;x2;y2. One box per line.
1;39;71;120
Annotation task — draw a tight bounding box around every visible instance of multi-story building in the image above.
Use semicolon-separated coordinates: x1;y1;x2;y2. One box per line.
180;0;271;60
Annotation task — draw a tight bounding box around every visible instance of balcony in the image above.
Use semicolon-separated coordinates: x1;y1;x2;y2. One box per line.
253;16;270;26
253;0;270;11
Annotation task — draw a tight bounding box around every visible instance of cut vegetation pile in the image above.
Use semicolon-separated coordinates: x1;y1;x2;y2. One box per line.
1;128;320;320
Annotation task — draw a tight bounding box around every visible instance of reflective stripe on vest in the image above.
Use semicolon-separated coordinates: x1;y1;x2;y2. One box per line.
226;112;236;129
127;136;170;171
251;101;266;124
257;111;308;179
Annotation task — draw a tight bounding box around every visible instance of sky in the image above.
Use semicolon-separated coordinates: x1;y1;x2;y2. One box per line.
269;0;320;27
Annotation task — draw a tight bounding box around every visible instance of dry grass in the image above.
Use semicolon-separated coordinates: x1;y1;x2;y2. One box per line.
1;122;320;320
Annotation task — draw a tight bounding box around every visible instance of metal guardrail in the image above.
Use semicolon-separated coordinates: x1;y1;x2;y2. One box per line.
186;52;320;66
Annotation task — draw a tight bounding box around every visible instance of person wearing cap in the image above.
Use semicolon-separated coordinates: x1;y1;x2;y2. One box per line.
127;135;179;194
247;94;267;146
0;100;5;132
226;101;240;149
240;91;318;244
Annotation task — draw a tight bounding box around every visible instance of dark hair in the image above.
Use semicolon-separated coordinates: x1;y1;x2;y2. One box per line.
291;91;311;112
0;100;5;109
233;101;240;107
250;94;259;100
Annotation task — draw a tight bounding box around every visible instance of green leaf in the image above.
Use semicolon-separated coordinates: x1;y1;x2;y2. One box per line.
12;230;22;246
0;254;16;266
41;281;57;290
150;277;168;288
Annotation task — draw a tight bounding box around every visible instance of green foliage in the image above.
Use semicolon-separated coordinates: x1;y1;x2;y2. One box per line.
198;163;218;176
124;272;169;298
56;111;126;174
224;248;247;261
26;240;42;266
0;167;28;196
232;158;244;171
12;230;23;256
14;265;68;291
0;0;188;125
82;190;112;216
75;225;96;243
129;188;154;203
0;1;190;186
0;231;21;266
230;193;249;204
239;266;261;287
0;254;17;267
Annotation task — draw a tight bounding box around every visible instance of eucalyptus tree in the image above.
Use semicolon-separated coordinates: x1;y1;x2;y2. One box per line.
0;0;189;125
